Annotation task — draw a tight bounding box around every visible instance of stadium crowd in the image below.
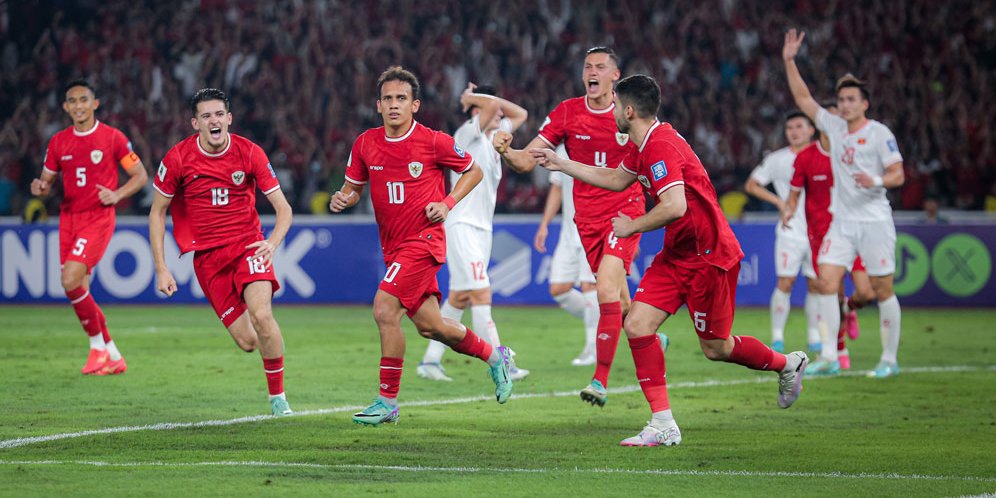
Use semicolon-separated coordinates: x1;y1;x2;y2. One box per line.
0;0;992;216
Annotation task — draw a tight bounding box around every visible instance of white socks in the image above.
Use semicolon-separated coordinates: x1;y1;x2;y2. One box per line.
88;334;106;350
553;289;587;319
814;293;841;361
471;304;500;347
770;289;791;343
878;295;902;364
423;301;465;364
651;409;676;428
582;290;599;348
804;293;821;346
104;340;122;361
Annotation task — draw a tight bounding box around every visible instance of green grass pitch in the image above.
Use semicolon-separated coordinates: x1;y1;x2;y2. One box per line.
1;304;994;496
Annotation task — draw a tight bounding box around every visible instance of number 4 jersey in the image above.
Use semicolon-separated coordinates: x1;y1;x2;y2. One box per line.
154;133;280;253
345;121;474;263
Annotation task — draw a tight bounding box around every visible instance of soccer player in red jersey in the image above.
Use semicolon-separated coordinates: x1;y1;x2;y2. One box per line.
31;79;148;376
531;75;808;447
494;47;645;406
149;88;294;416
329;67;513;426
783;102;875;372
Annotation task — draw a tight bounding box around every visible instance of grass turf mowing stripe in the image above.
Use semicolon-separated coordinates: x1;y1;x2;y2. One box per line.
1;364;991;450
0;459;993;482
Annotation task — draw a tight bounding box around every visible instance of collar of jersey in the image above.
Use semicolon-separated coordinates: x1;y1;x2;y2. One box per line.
639;121;661;152
72;120;100;137
584;97;614;114
197;133;232;158
385;120;417;142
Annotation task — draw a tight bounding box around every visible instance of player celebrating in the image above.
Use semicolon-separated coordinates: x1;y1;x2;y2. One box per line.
494;47;644;406
418;83;530;382
330;67;513;425
744;111;820;353
782;102;876;373
535;152;600;366
784;29;905;378
32;79;148;375
150;88;294;416
531;74;808;447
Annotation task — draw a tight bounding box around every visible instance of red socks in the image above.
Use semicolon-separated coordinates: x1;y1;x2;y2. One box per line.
629;334;670;412
836;326;847;351
451;327;494;363
728;335;787;371
378;356;403;399
594;302;622;386
66;286;104;338
262;356;285;396
847;296;864;311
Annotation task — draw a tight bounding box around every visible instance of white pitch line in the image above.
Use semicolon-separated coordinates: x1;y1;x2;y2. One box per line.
0;459;993;483
0;364;991;450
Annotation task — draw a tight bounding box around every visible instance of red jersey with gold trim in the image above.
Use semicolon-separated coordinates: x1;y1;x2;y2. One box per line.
43;120;140;213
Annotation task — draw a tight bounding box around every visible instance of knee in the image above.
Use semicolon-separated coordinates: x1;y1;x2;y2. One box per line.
414;316;447;340
622;315;648;338
61;272;83;292
236;336;258;353
372;302;399;327
815;278;836;295
700;343;729;362
249;307;274;329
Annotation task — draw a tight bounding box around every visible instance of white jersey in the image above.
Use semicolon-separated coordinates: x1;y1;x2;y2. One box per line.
816;108;903;222
447;115;509;231
749;146;807;242
551;145;583;248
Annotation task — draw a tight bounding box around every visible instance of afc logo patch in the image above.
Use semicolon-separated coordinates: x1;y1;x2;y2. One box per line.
887;139;898;153
231;170;245;185
90;150;103;164
266;162;277;178
637;175;651;189
157;162;167;181
651;160;667;181
409;161;423;178
453;144;466;158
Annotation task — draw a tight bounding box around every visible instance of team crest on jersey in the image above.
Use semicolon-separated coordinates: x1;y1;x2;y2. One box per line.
651;160;667;181
453;144;466;158
232;170;245;185
90;150;103;164
615;133;630;146
157;162;167;181
637;175;651;189
408;161;423;178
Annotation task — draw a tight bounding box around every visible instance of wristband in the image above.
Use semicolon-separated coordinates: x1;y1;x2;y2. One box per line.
443;195;457;210
872;176;884;187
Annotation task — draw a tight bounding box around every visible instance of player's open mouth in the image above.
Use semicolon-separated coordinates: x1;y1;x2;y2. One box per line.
588;79;599;92
210;127;222;139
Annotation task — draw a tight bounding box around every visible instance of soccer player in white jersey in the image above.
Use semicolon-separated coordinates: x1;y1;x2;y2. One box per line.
534;145;600;366
745;111;820;354
418;83;529;381
783;29;905;377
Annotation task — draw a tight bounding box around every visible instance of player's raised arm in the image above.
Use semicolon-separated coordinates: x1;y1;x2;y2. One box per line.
529;147;635;192
148;191;177;297
613;184;687;238
329;181;364;213
782;29;821;121
494;134;549;173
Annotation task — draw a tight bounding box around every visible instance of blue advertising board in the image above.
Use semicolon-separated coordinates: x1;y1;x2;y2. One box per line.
0;217;992;307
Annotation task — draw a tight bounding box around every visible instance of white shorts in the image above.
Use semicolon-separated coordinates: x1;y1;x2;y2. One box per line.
817;219;896;277
550;240;596;285
775;233;816;279
446;223;492;291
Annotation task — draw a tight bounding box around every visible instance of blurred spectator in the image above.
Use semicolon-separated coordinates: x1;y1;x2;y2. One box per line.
921;196;948;224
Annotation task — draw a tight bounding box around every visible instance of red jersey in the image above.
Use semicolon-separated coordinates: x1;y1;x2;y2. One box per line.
43;120;140;213
345;121;473;261
620;121;743;270
790;141;833;236
538;96;645;224
154;133;279;254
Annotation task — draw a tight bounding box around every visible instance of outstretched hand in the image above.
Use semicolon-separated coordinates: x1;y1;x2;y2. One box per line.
783;28;806;61
528;148;562;171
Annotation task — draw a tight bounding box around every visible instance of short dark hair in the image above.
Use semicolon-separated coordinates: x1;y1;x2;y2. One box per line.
466;85;496;116
377;66;421;101
615;74;660;119
586;46;621;68
835;73;870;101
189;88;230;115
64;79;96;99
821;99;838;109
785;110;814;127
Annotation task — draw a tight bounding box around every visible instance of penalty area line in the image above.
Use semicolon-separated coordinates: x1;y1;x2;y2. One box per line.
0;364;991;450
0;459;992;482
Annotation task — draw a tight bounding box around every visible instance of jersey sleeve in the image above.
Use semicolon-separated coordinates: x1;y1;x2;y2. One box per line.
549;171;565;186
876;127;903;167
536;101;567;148
643;139;686;199
749;153;774;185
790;152;807;190
453;118;480;149
42;135;60;174
250;144;280;195
618;147;640;175
344;135;369;185
815;107;846;135
113;129;142;170
434;131;474;173
153;150;181;198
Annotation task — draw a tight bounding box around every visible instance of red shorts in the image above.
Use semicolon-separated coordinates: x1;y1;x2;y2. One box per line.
379;250;442;318
635;259;740;341
810;230;865;275
576;219;641;275
193;233;279;327
59;208;115;271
